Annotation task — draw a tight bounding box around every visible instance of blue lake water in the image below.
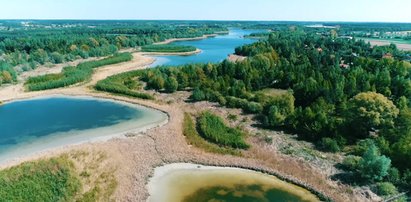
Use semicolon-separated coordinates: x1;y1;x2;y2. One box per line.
0;96;167;161
151;28;265;67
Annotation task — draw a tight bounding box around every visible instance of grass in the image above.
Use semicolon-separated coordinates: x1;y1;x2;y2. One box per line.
95;70;154;100
0;156;81;202
197;111;250;149
141;44;197;53
0;150;118;202
25;52;133;91
183;113;240;155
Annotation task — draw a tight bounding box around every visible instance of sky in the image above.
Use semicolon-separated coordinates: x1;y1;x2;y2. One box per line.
0;0;410;22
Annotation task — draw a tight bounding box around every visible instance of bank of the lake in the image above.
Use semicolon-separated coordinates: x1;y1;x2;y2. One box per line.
0;95;168;164
148;163;320;202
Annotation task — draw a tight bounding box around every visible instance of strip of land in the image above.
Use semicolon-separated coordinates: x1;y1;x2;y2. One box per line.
360;38;411;51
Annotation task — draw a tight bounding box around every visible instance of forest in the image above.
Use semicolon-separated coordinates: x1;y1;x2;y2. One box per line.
96;30;411;195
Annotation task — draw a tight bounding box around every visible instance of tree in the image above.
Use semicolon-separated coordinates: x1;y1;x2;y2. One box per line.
346;92;399;137
1;71;12;83
191;88;206;101
164;76;178;93
358;143;391;182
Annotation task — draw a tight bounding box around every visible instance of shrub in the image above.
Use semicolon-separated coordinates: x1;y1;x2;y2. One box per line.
342;155;361;171
318;137;340;153
95;70;154;100
191;88;206;101
373;182;398;196
358;143;392;182
197;111;249;149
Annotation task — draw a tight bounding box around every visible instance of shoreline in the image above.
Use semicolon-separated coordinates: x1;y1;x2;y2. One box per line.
141;48;202;56
153;34;218;45
147;163;322;202
0;94;169;169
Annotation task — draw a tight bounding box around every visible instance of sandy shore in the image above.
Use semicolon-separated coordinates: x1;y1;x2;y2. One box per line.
153;34;217;45
0;34;360;202
141;48;202;56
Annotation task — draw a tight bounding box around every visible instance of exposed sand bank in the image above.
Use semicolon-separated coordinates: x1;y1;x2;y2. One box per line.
153;34;218;45
147;163;320;202
141;48;202;56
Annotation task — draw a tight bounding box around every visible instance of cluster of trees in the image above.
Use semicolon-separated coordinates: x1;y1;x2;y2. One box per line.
97;30;411;194
141;44;196;53
25;52;132;91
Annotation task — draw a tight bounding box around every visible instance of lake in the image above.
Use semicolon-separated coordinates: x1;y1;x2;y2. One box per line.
148;163;320;202
0;96;167;162
150;28;265;67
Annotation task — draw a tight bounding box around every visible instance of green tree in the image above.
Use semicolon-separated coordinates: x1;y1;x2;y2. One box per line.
358;143;391;182
346;92;399;137
164;76;178;93
191;88;206;101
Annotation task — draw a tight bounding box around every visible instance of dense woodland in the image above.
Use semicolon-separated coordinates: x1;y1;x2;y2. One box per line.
97;29;411;196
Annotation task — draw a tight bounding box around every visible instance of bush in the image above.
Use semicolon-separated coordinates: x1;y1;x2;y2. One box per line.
342;155;361;171
358;143;392;182
197;111;249;149
318;137;340;153
373;182;398;196
182;113;239;155
191;88;206;101
95;70;154;100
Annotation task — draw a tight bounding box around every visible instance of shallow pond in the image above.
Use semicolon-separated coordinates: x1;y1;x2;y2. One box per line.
0;96;167;162
148;163;320;202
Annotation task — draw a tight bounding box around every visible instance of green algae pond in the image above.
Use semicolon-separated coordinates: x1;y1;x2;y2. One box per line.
148;163;320;202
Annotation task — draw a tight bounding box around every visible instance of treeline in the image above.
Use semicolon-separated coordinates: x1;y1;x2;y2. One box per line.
25;52;132;91
141;44;196;53
97;30;411;194
95;70;153;100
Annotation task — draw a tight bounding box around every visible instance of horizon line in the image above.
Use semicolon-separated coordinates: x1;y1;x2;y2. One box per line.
0;18;410;24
